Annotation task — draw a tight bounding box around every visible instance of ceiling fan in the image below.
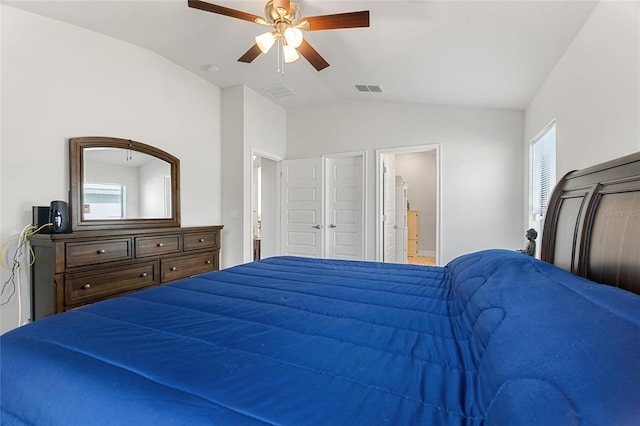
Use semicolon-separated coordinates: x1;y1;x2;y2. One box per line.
187;0;370;71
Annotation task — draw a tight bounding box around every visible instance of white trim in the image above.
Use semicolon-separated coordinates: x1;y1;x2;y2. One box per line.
362;153;367;259
251;148;283;163
529;119;557;144
375;153;383;262
321;150;366;159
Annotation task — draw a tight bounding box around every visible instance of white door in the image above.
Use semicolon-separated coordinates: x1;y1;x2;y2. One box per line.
326;156;364;260
382;154;397;262
280;158;324;257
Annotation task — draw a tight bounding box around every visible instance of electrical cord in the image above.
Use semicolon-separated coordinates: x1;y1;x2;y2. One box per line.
0;223;53;327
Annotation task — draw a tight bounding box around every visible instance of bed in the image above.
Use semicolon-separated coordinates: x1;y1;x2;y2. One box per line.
2;153;640;425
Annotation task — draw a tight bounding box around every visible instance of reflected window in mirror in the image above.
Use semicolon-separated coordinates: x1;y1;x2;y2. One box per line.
83;183;126;219
83;147;171;220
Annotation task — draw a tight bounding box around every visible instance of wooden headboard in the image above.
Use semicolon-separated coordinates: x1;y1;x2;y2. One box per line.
541;152;640;295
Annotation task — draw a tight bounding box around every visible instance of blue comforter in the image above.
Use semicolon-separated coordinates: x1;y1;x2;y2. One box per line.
1;250;639;425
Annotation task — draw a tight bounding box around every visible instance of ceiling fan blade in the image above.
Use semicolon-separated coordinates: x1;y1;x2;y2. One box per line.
303;11;370;31
238;44;263;63
188;0;263;24
297;39;329;71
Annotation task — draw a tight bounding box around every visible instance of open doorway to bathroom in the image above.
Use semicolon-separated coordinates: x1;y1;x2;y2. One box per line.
376;145;440;266
251;153;279;261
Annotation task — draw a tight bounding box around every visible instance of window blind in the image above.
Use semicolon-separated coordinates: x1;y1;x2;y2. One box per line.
529;124;556;243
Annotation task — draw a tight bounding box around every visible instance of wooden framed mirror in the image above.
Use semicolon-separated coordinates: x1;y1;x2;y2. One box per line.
69;137;180;231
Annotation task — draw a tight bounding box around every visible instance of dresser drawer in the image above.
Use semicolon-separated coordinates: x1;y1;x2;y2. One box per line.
136;235;181;257
161;252;217;282
65;262;158;306
66;239;132;268
184;231;219;251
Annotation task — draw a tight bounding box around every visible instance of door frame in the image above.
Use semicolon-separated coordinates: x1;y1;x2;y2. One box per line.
375;144;441;265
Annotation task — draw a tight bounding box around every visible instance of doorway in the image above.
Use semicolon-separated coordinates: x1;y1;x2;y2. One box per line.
376;145;440;265
251;152;280;260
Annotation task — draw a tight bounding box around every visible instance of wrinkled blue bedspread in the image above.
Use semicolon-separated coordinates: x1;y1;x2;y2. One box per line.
1;250;639;425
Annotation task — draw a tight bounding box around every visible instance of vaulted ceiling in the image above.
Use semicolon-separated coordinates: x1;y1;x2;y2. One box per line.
4;0;598;110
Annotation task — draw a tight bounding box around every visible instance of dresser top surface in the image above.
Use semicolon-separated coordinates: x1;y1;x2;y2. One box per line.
32;225;223;242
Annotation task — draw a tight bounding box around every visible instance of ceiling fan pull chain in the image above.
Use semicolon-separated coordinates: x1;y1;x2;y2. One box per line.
277;37;284;75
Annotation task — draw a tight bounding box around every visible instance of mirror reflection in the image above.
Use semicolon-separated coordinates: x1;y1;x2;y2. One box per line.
83;148;172;220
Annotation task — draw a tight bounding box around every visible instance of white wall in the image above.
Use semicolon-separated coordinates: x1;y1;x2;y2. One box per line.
221;86;246;268
525;0;640;177
287;101;525;263
0;6;222;333
139;159;170;218
221;85;286;267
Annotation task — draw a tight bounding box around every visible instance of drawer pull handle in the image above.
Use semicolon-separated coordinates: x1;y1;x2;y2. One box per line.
206;260;212;264
157;243;164;247
97;249;105;254
140;272;148;277
199;238;205;242
82;284;91;289
170;267;177;271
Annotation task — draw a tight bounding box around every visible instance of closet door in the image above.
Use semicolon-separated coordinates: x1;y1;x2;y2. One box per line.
280;156;364;260
325;156;363;260
280;158;324;257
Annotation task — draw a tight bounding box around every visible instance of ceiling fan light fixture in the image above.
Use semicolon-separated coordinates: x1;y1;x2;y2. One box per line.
284;27;303;48
188;0;370;72
256;31;276;54
283;44;299;63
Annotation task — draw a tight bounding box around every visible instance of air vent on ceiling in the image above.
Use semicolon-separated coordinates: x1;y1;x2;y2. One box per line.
262;84;296;99
354;84;384;93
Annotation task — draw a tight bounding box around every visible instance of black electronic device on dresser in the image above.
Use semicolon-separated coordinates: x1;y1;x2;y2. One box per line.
32;200;69;234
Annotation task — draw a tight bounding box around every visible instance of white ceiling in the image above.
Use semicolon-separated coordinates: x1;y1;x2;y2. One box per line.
3;0;598;110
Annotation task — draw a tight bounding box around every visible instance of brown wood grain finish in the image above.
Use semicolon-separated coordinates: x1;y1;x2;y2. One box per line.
65;262;158;305
31;226;223;319
297;39;330;71
551;196;585;272
161;252;217;282
187;0;262;23
586;190;640;293
542;152;640;294
65;239;132;267
305;11;370;31
238;44;262;63
136;235;182;257
184;231;219;251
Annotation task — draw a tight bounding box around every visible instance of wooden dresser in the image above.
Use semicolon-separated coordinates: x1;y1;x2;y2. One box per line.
31;225;223;320
407;210;419;258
